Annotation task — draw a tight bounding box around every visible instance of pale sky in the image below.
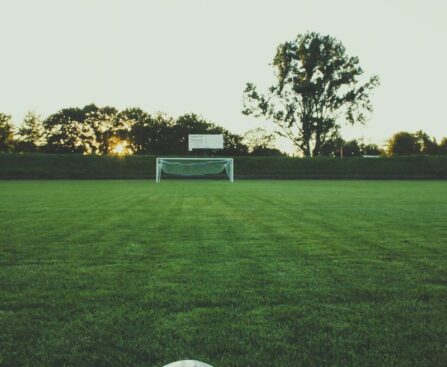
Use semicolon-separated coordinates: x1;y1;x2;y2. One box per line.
1;0;446;151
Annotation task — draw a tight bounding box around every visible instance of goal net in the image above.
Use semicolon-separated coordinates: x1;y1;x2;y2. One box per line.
156;158;234;182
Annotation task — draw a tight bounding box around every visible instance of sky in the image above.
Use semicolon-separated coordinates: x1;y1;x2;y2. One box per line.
1;0;446;152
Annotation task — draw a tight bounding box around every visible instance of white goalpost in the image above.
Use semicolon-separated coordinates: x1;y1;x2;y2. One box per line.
156;158;234;182
155;134;233;182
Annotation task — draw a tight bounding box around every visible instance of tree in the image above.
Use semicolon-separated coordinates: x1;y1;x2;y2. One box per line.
360;143;382;156
43;104;122;154
43;106;89;153
115;107;150;152
221;130;249;156
387;132;420;155
0;113;15;152
439;137;447;155
320;133;344;157
16;111;45;152
243;127;283;156
342;139;362;157
414;130;438;155
243;32;379;157
84;105;119;154
129;111;174;154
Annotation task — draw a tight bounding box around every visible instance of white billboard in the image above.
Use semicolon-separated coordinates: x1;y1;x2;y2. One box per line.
188;134;224;151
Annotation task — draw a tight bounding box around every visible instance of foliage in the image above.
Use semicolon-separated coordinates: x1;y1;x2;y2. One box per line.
42;104;122;154
83;105;119;154
387;131;442;156
439;137;447;155
320;134;344;157
129;110;174;154
42;106;90;153
2;103;445;158
220;130;249;156
243;127;283;156
414;130;439;155
243;32;379;156
249;146;284;156
320;136;382;157
387;132;420;155
16;111;46;152
341;139;362;157
39;106;249;156
360;143;382;156
0;113;15;152
2;153;447;179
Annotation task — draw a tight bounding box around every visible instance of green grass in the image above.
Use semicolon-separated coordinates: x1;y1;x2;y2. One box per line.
1;180;446;367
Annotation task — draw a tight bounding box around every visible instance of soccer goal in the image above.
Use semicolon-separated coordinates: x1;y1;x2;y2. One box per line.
156;158;234;182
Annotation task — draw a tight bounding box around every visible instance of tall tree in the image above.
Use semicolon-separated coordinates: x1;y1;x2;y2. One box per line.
84;105;119;154
17;111;45;152
243;32;379;157
0;113;15;152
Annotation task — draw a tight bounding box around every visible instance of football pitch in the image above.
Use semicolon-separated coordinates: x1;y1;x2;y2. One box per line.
1;180;446;367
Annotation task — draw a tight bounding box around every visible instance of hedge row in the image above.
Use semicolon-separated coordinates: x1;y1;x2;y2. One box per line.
1;153;447;179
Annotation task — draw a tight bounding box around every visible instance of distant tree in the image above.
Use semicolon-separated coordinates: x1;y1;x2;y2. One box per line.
0;113;15;152
36;104;248;156
129;111;174;154
439;137;447;155
221;131;249;156
414;130;438;155
16;111;45;152
84;105;119;154
360;143;382;156
43;104;121;154
250;145;284;156
243;127;276;151
320;133;344;157
43;106;88;153
243;128;283;156
243;32;379;157
341;139;362;157
387;132;420;155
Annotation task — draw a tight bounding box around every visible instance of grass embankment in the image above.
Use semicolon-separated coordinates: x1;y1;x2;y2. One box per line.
1;180;446;366
1;153;447;179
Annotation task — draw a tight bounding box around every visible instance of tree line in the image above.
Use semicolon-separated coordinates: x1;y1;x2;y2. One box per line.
0;32;445;157
0;107;445;157
0;107;284;156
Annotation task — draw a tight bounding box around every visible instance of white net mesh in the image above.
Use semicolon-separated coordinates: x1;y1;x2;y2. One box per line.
156;158;233;182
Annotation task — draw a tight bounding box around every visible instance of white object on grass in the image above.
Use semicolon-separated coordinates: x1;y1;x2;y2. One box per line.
163;360;213;367
155;157;234;182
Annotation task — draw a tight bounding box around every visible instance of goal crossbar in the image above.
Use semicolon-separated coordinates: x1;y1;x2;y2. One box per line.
156;157;234;182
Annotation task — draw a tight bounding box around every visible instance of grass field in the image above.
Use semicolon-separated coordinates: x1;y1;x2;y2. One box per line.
1;180;446;367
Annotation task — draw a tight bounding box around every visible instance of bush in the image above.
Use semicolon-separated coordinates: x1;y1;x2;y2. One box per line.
1;153;447;179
